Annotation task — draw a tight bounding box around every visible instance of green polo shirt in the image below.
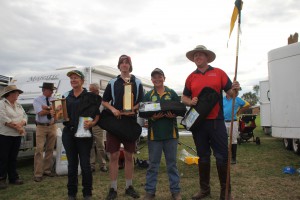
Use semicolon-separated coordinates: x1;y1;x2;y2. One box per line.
143;86;179;141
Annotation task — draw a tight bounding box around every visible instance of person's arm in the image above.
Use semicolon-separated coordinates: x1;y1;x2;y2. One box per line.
102;101;121;118
182;95;198;107
84;115;100;129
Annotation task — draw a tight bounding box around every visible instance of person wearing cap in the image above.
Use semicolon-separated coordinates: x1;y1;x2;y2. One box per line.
62;70;101;200
223;93;250;164
142;68;182;200
102;55;144;200
0;85;27;189
182;45;240;200
32;82;57;182
88;83;108;173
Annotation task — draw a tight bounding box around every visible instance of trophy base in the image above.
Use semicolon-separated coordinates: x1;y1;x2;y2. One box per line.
120;111;136;116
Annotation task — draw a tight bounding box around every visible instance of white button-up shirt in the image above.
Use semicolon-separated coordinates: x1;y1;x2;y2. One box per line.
0;98;27;137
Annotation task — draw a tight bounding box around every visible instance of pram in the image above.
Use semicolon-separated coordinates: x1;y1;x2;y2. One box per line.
237;114;260;145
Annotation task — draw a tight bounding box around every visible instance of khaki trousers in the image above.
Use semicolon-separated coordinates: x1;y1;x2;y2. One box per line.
90;126;106;169
34;124;57;177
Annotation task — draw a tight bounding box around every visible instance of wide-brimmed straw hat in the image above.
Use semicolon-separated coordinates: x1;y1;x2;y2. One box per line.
0;85;23;97
186;45;216;63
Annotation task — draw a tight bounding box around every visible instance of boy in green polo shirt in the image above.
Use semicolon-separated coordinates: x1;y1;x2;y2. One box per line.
142;68;182;200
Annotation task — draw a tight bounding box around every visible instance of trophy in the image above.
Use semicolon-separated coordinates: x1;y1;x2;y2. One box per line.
121;78;135;115
51;99;69;122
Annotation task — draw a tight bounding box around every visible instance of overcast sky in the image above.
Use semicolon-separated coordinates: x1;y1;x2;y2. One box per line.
0;0;299;94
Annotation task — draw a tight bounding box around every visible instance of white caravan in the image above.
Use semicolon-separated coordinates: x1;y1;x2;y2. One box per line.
259;80;271;134
10;65;153;157
267;42;300;154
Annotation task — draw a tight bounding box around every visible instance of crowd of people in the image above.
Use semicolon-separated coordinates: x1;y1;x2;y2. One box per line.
0;44;246;200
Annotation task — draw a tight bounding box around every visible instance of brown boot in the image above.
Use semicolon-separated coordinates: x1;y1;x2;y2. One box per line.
192;162;211;200
217;163;231;200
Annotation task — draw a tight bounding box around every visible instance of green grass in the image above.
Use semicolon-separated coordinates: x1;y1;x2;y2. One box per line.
1;116;300;199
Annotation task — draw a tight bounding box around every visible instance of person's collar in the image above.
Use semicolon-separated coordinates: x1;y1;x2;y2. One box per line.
194;65;214;74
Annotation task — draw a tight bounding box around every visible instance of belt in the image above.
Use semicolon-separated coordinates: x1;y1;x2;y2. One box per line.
36;122;53;126
225;119;237;122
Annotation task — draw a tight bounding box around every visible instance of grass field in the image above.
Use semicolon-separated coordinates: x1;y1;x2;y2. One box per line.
1;117;300;200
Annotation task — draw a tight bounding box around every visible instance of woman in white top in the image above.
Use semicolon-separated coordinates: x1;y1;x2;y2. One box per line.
0;85;27;189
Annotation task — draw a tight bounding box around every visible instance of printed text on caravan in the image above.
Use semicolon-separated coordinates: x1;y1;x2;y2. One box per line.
29;74;59;82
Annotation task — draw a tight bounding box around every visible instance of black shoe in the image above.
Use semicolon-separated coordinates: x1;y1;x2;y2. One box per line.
84;195;92;200
9;179;24;185
0;181;7;190
231;158;237;164
106;188;117;200
125;186;140;199
68;196;77;200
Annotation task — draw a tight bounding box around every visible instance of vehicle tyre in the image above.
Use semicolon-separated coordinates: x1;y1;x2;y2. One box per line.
255;137;261;145
292;139;300;155
283;138;293;150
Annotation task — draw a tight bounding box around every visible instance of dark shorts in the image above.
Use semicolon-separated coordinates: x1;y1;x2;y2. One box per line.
106;132;136;154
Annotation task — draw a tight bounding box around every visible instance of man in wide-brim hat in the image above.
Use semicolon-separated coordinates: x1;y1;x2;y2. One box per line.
32;82;57;182
181;44;240;200
0;85;23;98
185;45;216;63
39;82;57;90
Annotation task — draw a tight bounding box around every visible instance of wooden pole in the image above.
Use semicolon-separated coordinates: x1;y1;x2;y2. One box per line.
225;17;241;200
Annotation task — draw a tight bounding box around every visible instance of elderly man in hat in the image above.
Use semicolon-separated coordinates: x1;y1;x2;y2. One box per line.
0;85;27;189
181;45;240;200
33;82;57;182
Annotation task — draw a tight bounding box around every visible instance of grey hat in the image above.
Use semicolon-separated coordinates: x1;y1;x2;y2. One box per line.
0;85;23;97
186;45;216;63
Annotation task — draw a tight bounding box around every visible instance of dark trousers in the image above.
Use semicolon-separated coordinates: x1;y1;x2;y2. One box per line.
0;135;21;182
62;128;93;197
192;120;228;165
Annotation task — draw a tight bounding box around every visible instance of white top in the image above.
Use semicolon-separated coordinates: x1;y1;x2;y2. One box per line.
0;98;28;137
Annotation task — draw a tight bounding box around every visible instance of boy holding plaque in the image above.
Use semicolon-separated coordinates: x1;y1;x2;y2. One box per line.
102;55;144;200
142;68;182;200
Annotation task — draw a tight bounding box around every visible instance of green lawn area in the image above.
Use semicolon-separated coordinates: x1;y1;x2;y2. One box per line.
1;116;300;199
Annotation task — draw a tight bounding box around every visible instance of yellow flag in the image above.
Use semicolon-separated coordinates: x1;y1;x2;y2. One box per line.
229;0;243;39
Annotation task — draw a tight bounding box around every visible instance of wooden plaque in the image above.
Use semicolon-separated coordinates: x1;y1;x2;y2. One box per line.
51;98;69;122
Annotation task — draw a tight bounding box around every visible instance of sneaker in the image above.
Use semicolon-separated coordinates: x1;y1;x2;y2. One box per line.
34;177;43;182
172;192;182;200
100;166;108;172
9;179;24;185
125;186;140;199
106;188;117;200
143;192;155;200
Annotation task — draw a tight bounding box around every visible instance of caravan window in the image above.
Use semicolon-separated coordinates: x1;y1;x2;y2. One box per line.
100;80;109;90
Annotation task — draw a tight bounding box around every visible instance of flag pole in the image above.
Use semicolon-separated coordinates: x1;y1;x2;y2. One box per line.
225;3;242;200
